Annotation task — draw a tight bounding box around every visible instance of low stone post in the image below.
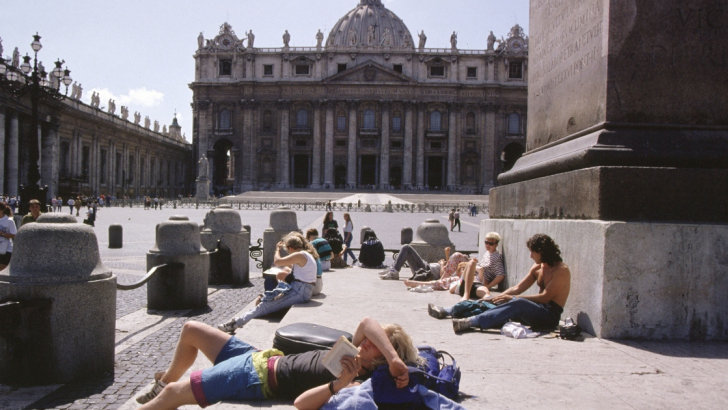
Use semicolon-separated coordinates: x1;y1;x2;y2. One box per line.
147;217;209;310
0;213;116;385
200;205;250;285
409;219;455;262
262;207;299;270
109;224;123;248
401;227;413;245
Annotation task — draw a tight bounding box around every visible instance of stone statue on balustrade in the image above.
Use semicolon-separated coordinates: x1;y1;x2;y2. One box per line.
381;28;391;47
163;125;167;134
93;92;101;108
121;106;129;120
76;84;83;100
38;61;45;75
49;71;59;89
247;30;255;48
108;99;116;115
144;116;150;128
283;30;291;48
367;25;376;46
197;32;204;50
0;38;3;58
450;31;458;50
349;29;358;46
153;120;159;132
134;112;141;124
404;32;412;47
418;31;427;50
198;155;209;180
12;47;19;67
487;31;496;51
316;29;324;49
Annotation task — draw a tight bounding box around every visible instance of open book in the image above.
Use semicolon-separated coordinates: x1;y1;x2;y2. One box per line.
321;336;360;377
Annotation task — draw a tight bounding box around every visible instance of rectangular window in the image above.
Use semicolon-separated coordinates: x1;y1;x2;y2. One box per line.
392;116;402;132
262;139;273;148
336;139;346;147
295;140;307;147
219;59;232;76
509;62;523;79
362;139;376;148
430;66;445;77
393;64;403;74
82;146;90;181
465;141;476;150
430;142;442;149
391;140;402;149
467;67;477;78
338;63;347;73
337;116;346;131
295;64;310;75
263;64;274;76
100;149;107;184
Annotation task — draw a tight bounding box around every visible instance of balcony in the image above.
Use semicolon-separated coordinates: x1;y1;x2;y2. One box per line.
359;128;380;136
214;128;234;136
291;127;312;136
426;129;448;139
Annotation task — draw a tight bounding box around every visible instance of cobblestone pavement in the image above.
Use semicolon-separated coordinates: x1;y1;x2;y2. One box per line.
25;279;264;410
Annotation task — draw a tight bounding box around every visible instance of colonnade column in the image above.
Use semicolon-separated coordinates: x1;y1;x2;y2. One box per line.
0;108;5;192
379;100;391;189
278;101;290;188
7;112;19;196
241;100;255;191
402;102;414;188
416;103;426;188
323;101;335;187
484;104;497;189
311;100;322;188
346;100;358;188
478;103;489;190
447;104;459;188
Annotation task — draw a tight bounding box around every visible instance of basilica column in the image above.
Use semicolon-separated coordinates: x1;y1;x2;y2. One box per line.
346;100;358;188
324;101;335;187
278;101;291;188
484;104;498;189
196;101;211;167
7;112;19;196
416;102;426;188
402;102;414;188
311;100;322;188
241;100;255;191
379;100;391;189
447;103;459;188
0;108;5;191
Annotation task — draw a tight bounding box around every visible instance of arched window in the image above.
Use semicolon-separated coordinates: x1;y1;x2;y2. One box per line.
262;157;272;176
263;110;272;130
430;111;442;131
337;110;347;131
392;111;402;132
466;112;475;132
219;109;231;130
508;113;520;134
296;109;309;128
464;160;475;179
364;109;376;129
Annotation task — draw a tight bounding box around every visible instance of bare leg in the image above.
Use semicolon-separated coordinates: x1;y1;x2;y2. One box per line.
460;260;478;301
444;247;451;261
404;279;438;288
139;379;197;410
159;321;231;384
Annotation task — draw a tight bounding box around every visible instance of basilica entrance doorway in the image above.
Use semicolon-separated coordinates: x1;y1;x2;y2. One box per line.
334;166;347;188
212;139;235;195
292;154;310;187
426;157;444;190
360;155;377;187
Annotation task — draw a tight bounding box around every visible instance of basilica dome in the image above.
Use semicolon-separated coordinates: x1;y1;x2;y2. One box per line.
326;0;415;49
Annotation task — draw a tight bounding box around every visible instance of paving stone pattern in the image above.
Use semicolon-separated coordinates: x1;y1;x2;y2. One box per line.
25;278;264;410
114;272;151;320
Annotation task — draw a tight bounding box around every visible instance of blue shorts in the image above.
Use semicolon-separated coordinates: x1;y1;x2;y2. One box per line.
190;337;265;407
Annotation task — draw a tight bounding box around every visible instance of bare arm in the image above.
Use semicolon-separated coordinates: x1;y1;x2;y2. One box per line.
352;317;408;388
491;264;538;304
294;356;361;410
273;242;308;267
519;265;570;305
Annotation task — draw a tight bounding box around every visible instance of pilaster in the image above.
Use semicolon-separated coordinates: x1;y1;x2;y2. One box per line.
402;101;414;188
484;104;498;189
240;99;257;191
311;100;323;188
447;103;459;188
278;100;291;188
379;100;391;189
416;102;426;188
324;101;335;187
346;100;358;188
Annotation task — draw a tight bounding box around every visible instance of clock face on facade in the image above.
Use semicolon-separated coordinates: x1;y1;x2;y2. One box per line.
220;36;233;49
510;39;524;53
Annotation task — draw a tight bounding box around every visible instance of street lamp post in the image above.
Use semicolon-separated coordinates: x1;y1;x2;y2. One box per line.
1;33;72;215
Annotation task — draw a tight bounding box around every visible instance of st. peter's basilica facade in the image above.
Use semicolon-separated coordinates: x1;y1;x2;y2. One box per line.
191;0;528;194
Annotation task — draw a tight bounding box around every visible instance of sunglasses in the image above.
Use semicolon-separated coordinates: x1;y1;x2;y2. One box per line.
484;241;497;246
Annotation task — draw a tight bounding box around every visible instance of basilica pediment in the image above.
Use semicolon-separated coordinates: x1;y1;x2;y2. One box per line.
323;61;415;84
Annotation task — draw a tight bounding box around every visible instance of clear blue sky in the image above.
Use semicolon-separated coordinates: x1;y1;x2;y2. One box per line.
3;0;529;141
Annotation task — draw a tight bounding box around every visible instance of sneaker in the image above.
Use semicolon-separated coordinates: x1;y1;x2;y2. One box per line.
452;318;472;333
379;268;396;277
427;303;448;319
136;379;166;404
217;319;237;333
380;270;399;280
409;285;434;293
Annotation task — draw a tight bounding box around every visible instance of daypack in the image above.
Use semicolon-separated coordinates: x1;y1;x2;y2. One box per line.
451;299;497;318
371;345;461;407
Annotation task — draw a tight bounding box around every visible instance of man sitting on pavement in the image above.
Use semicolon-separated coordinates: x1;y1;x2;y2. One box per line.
306;228;333;271
20;199;43;226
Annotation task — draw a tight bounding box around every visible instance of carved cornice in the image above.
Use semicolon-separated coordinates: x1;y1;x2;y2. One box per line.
196;100;211;110
380;100;392;110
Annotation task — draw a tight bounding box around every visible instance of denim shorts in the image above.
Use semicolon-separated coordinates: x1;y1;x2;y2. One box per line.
190;337;265;407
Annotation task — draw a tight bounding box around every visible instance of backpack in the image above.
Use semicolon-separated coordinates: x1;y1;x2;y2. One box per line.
371;345;461;407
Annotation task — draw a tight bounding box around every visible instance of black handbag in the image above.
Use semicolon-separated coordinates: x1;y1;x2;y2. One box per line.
273;323;353;355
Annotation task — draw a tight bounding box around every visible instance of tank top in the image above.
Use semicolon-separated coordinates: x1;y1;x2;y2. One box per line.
292;251;317;283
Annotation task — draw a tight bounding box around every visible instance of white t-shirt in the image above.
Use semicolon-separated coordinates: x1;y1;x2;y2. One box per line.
0;215;17;254
344;220;353;233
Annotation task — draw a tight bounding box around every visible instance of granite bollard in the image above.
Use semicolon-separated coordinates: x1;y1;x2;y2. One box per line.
262;207;299;270
108;224;123;248
409;219;455;263
0;213;116;385
147;217;209;310
200;206;250;285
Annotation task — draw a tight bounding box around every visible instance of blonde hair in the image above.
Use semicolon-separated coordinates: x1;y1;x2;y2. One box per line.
485;232;501;243
285;232;319;259
371;323;425;368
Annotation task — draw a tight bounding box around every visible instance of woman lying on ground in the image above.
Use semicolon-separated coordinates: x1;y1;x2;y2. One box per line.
427;233;571;334
217;233;319;333
135;317;417;410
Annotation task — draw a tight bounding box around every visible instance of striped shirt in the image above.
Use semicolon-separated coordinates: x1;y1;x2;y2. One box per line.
477;251;505;283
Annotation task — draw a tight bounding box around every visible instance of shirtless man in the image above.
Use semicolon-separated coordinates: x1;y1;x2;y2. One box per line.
428;234;570;333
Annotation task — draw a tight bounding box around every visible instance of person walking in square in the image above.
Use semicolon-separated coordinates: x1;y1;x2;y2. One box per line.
448;208;455;230
67;197;75;214
342;213;358;266
452;209;461;232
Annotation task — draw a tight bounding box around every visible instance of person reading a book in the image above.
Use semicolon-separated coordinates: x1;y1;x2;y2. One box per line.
134;317;420;409
217;233;319;333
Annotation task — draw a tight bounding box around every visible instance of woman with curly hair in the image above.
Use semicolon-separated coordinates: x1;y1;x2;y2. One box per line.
428;233;571;333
